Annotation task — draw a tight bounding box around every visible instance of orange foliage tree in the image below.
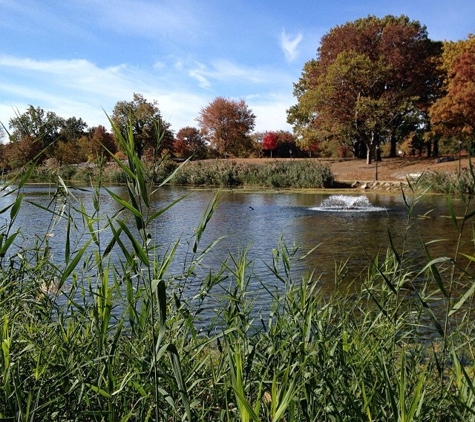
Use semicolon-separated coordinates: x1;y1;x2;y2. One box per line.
430;35;475;144
196;97;256;157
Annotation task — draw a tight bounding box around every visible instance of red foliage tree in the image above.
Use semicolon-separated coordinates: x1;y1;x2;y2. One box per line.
262;132;279;157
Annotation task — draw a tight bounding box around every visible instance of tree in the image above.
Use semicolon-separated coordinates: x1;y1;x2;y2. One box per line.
262;132;279;157
8;105;64;160
173;127;207;159
196;97;256;157
430;35;475;145
2;135;44;168
55;117;88;165
77;125;117;162
111;93;173;160
287;15;442;163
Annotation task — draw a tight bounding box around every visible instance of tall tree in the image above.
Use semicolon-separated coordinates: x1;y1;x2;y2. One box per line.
196;97;256;157
173;127;207;159
430;35;475;144
8;105;64;160
288;15;442;163
111;93;173;159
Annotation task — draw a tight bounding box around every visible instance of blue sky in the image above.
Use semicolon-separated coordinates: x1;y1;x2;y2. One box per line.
1;0;474;136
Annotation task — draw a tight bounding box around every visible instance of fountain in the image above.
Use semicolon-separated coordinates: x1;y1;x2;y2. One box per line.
311;195;386;212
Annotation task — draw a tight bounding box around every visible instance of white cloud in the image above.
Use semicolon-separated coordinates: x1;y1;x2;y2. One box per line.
189;62;211;88
77;0;202;41
247;92;294;133
280;29;303;62
0;54;294;134
187;59;291;89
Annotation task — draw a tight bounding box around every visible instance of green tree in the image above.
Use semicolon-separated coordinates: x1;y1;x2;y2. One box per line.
111;93;173;160
288;15;442;163
196;97;256;157
8;105;64;161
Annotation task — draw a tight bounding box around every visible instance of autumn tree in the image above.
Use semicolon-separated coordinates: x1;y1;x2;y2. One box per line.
173;127;207;159
288;15;442;163
8;105;64;161
55;117;88;164
2;135;44;168
262;132;279;157
196;97;256;157
111;93;174;160
77;125;117;162
430;35;475;148
274;131;299;157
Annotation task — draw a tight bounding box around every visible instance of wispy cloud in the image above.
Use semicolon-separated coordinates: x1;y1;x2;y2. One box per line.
0;55;293;132
187;59;291;89
77;0;202;41
280;29;303;62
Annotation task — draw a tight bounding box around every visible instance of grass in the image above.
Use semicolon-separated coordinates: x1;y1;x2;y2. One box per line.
0;119;475;420
169;159;335;188
8;156;335;189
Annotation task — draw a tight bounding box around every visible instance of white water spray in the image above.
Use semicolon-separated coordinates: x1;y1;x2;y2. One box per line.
311;195;386;212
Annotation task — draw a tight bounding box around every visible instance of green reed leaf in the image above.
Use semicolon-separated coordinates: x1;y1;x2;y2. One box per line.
104;187;142;218
167;344;192;421
193;192;221;253
146;194;187;225
116;220;150;266
60;239;92;286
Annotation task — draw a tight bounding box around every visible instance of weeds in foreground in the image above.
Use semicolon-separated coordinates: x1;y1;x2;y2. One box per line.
0;120;475;420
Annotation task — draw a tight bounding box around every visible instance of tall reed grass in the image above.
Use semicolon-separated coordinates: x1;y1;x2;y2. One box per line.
169;159;335;188
0;120;474;420
416;166;475;194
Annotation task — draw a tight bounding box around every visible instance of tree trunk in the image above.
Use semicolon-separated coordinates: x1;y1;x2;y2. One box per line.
433;137;439;157
366;132;375;165
389;133;397;157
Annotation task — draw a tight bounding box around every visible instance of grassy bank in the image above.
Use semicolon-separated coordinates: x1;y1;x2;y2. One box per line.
1;126;475;420
8;157;335;189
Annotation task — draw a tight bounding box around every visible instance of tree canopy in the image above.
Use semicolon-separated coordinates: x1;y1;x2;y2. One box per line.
430;35;475;142
9;105;65;157
196;97;256;157
287;15;442;163
111;93;173;160
173;127;207;160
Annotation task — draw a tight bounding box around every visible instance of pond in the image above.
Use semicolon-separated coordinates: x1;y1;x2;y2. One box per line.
2;184;474;326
